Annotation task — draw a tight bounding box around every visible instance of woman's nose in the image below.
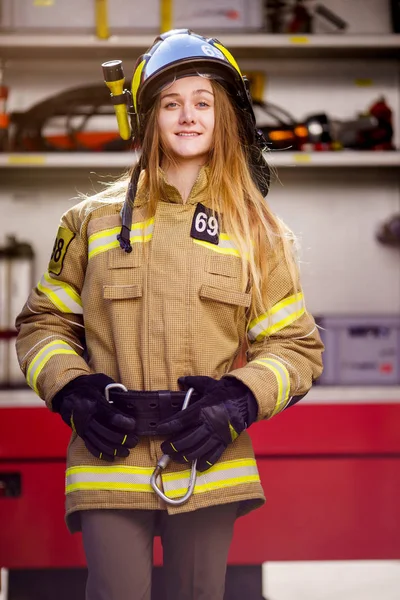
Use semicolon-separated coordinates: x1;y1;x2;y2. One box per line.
179;103;196;124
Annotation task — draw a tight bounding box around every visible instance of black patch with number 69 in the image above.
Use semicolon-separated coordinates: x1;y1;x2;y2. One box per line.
48;226;75;275
190;203;220;245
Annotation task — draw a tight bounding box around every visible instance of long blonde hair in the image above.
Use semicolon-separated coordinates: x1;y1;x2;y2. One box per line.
94;80;299;323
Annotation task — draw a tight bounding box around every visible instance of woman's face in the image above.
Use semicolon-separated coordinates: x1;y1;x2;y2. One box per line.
157;75;215;164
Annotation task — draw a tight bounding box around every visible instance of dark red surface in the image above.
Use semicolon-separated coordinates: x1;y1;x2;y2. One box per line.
250;403;400;455
1;399;400;568
0;407;70;460
1;402;400;461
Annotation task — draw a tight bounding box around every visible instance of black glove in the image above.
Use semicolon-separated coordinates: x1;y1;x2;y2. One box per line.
52;373;139;461
156;375;258;472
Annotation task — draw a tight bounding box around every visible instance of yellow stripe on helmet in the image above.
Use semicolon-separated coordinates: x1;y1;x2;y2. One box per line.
213;42;242;76
131;59;147;114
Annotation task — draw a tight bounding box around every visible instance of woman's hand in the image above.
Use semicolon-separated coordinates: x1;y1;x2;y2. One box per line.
52;373;139;461
156;375;258;471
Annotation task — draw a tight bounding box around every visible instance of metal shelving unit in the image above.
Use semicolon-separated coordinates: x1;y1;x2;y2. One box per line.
1;33;399;172
1;151;400;170
0;33;399;60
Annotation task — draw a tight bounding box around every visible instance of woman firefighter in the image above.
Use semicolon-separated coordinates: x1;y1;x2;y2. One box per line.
16;29;324;600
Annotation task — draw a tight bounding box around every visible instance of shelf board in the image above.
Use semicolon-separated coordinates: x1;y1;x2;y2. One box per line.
1;151;399;170
0;386;399;408
0;33;399;60
268;151;400;167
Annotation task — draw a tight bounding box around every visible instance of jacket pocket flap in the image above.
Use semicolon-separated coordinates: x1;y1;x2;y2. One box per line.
200;284;251;307
207;254;240;278
108;247;141;269
103;285;142;300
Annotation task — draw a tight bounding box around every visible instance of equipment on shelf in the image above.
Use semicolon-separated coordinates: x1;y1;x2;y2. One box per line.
256;96;395;151
267;0;395;34
392;0;400;32
0;0;266;35
0;61;9;152
266;0;347;33
9;84;132;152
354;96;395;151
0;236;34;388
253;99;309;151
376;214;400;247
7;75;396;154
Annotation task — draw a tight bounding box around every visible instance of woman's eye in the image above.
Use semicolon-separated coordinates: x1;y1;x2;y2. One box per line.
164;102;178;108
198;101;209;108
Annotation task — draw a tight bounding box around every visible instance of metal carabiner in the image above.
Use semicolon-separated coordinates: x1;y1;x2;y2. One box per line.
105;382;128;402
151;387;197;506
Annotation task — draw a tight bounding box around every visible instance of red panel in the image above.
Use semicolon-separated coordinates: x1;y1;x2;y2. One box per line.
0;462;86;568
0;408;69;459
1;401;399;568
2;402;399;461
250;404;400;456
228;457;400;563
1;456;399;568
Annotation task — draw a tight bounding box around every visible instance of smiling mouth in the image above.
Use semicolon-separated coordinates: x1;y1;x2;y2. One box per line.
176;132;201;136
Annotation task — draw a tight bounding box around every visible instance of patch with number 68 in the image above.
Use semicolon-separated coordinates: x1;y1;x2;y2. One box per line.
190;203;220;245
48;226;75;275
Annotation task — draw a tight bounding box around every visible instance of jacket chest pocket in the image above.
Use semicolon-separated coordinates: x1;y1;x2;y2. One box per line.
103;246;143;298
199;255;251;342
199;285;251;308
205;254;248;291
201;254;251;309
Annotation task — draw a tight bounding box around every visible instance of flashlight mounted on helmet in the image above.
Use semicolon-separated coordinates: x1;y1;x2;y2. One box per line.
102;60;133;141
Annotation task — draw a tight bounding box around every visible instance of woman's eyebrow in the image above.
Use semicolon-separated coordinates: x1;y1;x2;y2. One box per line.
160;89;214;99
193;89;214;96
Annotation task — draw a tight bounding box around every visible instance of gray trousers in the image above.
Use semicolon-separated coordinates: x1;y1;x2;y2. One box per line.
81;503;238;600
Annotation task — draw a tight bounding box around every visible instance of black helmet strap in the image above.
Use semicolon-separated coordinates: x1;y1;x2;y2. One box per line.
118;160;142;253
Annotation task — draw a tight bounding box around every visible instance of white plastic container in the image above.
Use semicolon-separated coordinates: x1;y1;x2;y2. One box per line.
0;0;265;33
317;315;400;385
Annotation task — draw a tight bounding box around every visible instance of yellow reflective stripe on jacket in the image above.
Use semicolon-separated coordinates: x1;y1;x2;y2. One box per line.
65;465;154;493
26;339;78;393
65;459;259;496
248;292;305;342
193;233;241;257
88;218;154;259
162;459;259;498
252;357;290;416
38;271;83;314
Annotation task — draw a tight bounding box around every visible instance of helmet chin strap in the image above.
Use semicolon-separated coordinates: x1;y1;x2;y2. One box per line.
118;161;142;253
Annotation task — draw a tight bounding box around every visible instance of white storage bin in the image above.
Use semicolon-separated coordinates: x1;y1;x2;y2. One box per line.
317;315;400;385
0;0;265;33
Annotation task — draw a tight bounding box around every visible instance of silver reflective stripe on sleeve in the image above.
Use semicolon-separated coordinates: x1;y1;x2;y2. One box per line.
26;339;79;394
252;357;291;416
248;292;305;342
38;272;83;314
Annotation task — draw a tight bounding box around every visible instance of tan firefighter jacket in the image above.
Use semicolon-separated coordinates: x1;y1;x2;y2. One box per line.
16;166;324;532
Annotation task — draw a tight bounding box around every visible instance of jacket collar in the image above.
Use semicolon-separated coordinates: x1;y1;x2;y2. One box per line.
134;165;210;207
